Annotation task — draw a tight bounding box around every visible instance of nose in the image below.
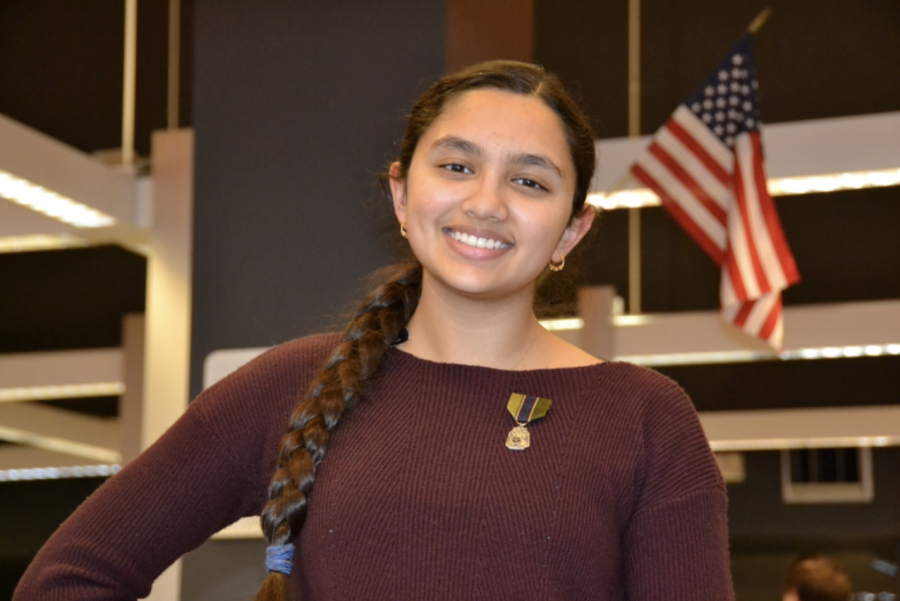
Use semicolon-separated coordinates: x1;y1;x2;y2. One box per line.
461;177;508;222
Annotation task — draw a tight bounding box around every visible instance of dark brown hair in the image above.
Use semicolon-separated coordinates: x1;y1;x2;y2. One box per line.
254;60;596;601
784;555;853;601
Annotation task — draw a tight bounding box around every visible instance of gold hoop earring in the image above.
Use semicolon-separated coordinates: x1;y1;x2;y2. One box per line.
400;223;408;239
548;255;565;272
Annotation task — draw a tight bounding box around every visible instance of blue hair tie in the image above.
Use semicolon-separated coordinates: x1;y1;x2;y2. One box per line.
265;544;294;575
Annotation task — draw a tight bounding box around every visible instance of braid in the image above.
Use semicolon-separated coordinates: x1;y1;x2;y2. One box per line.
253;262;422;601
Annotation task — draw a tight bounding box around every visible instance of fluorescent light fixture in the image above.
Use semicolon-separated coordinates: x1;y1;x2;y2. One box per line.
0;463;120;482
0;169;117;228
616;342;900;366
539;317;584;331
618;349;776;366
0;233;89;253
588;188;659;210
779;343;900;361
540;315;657;331
769;167;900;196
709;435;900;453
0;382;125;403
587;167;900;211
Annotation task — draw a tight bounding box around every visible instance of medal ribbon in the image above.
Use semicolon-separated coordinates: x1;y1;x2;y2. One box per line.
507;393;552;426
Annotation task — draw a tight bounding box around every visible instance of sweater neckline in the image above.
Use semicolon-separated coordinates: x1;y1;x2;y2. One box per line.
387;346;612;376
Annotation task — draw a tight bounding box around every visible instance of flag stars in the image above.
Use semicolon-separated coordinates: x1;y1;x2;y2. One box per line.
684;48;762;142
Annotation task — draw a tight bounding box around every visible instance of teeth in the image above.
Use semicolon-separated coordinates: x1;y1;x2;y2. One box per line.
450;230;509;249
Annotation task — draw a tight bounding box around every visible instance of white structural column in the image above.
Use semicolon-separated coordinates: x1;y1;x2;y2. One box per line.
119;314;145;464
577;286;616;361
143;129;194;601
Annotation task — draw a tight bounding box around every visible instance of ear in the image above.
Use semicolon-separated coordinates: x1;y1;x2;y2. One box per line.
553;206;595;261
388;162;408;225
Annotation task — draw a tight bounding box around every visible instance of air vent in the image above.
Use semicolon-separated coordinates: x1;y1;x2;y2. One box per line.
781;447;873;504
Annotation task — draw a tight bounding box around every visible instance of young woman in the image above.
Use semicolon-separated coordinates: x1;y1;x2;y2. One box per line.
15;61;733;601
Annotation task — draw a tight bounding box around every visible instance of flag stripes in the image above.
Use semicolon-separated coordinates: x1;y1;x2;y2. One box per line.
628;34;799;349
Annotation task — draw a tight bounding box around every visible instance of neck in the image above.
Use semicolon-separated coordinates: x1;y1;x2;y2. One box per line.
400;275;541;370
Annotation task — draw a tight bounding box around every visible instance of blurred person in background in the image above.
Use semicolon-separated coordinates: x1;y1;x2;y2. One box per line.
784;555;853;601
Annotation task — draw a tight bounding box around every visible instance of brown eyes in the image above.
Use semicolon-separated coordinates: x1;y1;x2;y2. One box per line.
440;165;548;192
441;163;473;174
513;177;547;191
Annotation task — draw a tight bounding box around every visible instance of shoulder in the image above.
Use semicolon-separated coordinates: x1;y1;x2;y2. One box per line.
588;361;695;420
252;333;341;375
593;363;725;508
186;333;343;499
190;333;341;446
202;332;341;398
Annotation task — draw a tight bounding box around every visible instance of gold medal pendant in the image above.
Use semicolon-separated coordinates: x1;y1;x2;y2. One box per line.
505;425;531;450
504;393;552;451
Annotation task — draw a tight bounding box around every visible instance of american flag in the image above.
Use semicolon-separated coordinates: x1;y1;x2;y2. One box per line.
630;34;799;349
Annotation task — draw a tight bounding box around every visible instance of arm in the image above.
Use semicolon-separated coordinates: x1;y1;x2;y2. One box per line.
622;374;734;601
12;335;336;600
13;404;261;600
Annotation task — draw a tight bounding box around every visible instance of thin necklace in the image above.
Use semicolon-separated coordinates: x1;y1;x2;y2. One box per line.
510;323;540;370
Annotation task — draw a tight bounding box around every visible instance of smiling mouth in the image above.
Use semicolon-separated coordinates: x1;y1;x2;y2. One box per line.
446;229;512;250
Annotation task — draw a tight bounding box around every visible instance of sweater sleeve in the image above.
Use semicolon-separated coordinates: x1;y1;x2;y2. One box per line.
622;373;734;601
13;403;259;601
13;335;335;601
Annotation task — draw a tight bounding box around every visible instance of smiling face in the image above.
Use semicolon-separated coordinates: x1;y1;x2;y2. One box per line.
390;89;594;303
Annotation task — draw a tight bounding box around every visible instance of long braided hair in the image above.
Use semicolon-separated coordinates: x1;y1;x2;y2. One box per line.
253;60;596;601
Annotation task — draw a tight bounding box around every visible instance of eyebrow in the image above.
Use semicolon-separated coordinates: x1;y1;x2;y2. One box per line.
508;151;563;178
430;135;563;178
431;136;482;156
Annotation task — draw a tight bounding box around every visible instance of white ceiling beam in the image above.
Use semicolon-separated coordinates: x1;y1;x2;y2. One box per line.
591;111;900;193
0;201;75;237
0;112;136;225
0;402;120;462
699;405;900;451
0;446;115;471
611;299;900;359
0;348;123;398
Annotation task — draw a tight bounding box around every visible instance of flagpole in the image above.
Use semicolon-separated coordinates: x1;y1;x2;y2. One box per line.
627;0;641;314
747;7;771;34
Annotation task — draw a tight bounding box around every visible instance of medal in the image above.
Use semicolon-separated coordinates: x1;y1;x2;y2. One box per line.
505;393;552;451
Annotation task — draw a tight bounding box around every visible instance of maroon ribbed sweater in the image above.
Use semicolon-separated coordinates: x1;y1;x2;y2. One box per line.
15;334;733;600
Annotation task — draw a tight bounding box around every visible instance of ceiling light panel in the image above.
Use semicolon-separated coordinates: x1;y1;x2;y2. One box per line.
0;233;89;253
0;464;121;482
0;170;116;228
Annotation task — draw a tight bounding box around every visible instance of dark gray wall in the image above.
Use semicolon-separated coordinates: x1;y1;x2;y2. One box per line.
183;2;445;597
189;0;446;398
